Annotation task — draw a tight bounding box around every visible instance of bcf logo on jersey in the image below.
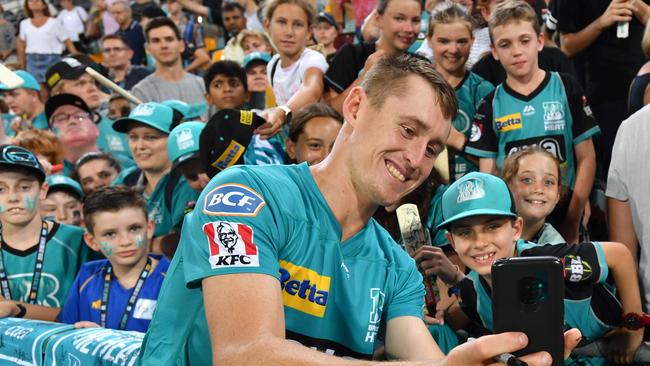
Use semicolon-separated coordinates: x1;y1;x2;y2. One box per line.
203;221;260;268
203;183;266;216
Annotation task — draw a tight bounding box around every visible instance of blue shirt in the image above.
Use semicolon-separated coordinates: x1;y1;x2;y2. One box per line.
58;254;170;333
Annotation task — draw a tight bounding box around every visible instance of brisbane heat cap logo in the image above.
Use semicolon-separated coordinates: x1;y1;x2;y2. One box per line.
203;221;259;268
203;183;266;216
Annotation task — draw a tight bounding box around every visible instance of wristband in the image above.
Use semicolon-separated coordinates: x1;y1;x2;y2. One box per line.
278;105;292;124
15;303;26;318
622;312;650;330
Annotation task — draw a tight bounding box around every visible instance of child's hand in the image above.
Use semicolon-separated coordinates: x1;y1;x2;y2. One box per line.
0;301;19;318
412;246;462;286
255;107;286;139
74;321;101;329
603;327;643;364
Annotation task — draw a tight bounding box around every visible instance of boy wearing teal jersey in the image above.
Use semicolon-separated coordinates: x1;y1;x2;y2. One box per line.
437;172;643;365
112;102;198;240
0;145;91;321
463;1;599;244
139;54;581;366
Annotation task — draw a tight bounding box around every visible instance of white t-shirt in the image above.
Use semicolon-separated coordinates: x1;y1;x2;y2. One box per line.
19;17;70;54
606;104;650;312
245;10;264;32
267;48;329;105
57;7;88;42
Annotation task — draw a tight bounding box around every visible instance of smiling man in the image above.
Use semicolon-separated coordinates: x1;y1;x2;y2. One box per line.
138;54;577;366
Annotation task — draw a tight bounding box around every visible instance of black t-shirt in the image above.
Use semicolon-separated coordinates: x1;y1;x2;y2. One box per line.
471;46;577;86
324;42;376;93
557;0;648;105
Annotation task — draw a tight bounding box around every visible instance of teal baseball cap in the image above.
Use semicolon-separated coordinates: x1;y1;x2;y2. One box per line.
0;70;41;92
112;102;174;134
168;121;205;168
46;174;84;200
437;172;517;229
243;52;272;69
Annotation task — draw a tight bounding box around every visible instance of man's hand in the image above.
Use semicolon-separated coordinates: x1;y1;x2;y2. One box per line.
438;329;582;366
0;301;19;318
598;0;635;29
412;246;460;285
74;321;101;329
255;107;287;139
603;328;643;364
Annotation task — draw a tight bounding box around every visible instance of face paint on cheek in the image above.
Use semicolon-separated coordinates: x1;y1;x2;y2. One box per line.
99;241;113;257
0;205;4;213
25;196;36;210
135;235;146;249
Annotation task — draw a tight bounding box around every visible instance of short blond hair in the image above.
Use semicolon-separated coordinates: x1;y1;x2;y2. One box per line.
489;0;540;43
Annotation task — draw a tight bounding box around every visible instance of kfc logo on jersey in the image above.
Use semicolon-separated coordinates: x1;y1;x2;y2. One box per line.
203;183;266;216
203;221;260;268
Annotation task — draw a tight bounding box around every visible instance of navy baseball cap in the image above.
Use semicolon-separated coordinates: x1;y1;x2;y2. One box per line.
45;94;94;126
199;109;266;178
45;57;87;89
317;12;338;29
437;172;517;229
0;145;46;182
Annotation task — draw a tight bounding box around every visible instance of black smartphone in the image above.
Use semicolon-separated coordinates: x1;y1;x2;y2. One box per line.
492;256;564;366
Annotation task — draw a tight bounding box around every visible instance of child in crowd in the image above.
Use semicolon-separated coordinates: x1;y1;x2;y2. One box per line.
324;0;422;112
204;61;250;110
427;3;494;182
502;147;565;244
464;0;599;243
0;145;91;321
74;152;121;194
438;172;643;365
112;102;198;241
256;0;329;140
237;29;274;55
243;52;272;110
313;12;339;61
168;121;209;193
40;174;84;227
58;185;170;332
285;103;343;165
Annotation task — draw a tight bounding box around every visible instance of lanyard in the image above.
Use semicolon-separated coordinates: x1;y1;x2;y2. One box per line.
100;256;152;330
0;221;49;304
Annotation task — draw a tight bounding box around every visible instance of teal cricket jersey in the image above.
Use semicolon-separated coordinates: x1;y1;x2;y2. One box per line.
2;221;91;307
96;116;135;170
458;240;619;366
465;72;601;189
113;167;198;237
3;112;49;138
138;163;425;365
450;72;494;181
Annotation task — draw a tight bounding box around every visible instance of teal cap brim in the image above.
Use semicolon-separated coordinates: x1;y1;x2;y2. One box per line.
437;209;517;230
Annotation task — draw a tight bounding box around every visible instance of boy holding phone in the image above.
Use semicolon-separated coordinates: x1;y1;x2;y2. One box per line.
437;172;643;365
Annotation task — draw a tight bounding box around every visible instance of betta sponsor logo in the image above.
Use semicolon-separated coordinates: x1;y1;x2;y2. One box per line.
212;141;245;171
203;183;266;216
279;260;330;317
203;221;260;268
494;113;522;132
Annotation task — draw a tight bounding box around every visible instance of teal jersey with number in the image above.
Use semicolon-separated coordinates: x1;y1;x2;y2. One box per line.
113;167;198;236
450;72;494;181
2;222;90;307
3;112;49;138
96;116;135;170
138;163;425;365
466;72;600;189
458;240;617;366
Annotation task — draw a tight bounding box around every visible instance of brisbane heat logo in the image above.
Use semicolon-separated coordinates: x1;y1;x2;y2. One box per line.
203;221;260;268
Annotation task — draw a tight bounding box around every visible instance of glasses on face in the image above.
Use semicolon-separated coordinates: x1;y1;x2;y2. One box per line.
102;47;127;53
50;112;91;126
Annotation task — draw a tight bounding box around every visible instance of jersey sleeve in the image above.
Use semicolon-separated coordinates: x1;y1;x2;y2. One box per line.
170;177;200;230
606;119;630;200
299;50;329;77
520;242;609;286
474;79;495;107
559;73;601;144
181;167;285;287
324;44;361;93
385;256;424;321
465;93;498;158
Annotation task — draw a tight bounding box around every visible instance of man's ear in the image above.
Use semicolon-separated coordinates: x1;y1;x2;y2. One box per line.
84;231;101;252
341;86;364;128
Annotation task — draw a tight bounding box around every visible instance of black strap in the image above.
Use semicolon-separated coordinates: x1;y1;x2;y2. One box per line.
100;256;152;330
164;168;182;214
270;57;280;88
0;221;49;304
